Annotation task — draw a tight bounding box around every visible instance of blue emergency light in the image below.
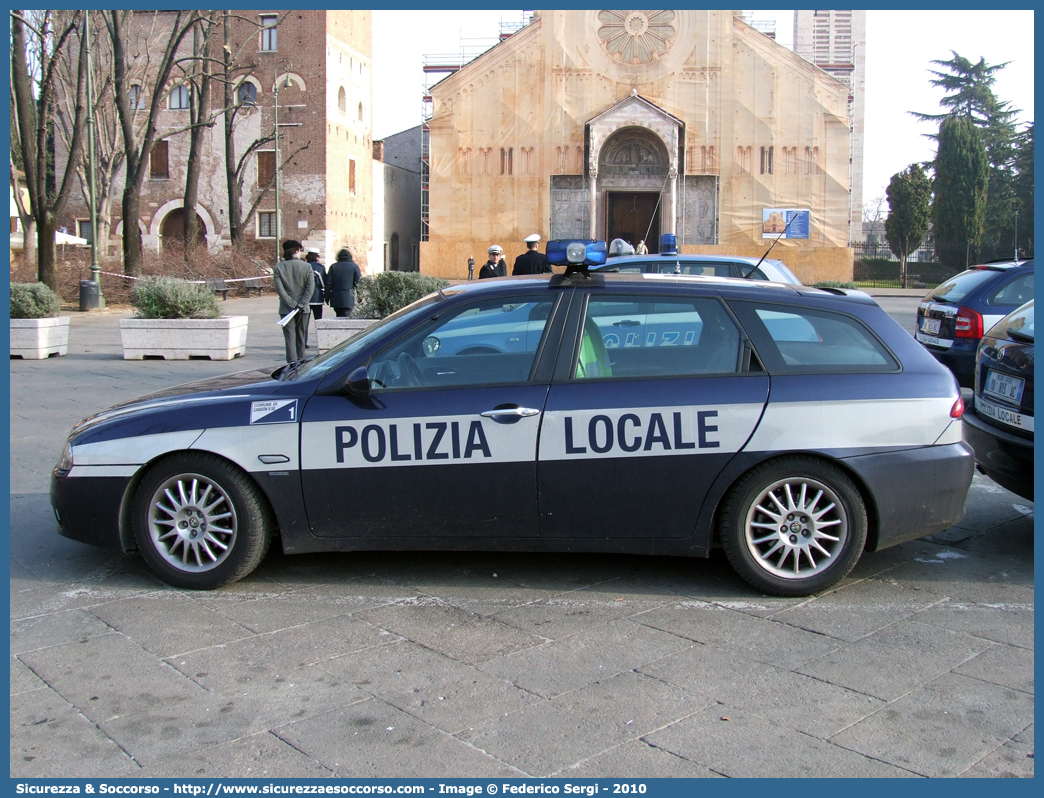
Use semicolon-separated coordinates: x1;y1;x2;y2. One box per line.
546;239;608;267
659;233;678;255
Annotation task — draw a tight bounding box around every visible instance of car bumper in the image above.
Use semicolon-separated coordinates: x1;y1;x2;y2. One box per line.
842;442;975;550
50;469;132;550
962;407;1034;500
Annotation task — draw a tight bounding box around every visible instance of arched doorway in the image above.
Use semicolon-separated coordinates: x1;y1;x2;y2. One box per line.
159;208;207;251
598;127;669;252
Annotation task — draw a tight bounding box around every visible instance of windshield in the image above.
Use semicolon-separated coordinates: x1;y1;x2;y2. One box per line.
928;269;1001;304
290;295;442;380
993;301;1034;341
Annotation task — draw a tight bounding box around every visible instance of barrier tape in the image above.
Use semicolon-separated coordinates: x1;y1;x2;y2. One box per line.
95;271;272;284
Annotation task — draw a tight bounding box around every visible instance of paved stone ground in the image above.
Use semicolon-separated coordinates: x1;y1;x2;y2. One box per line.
9;294;1034;778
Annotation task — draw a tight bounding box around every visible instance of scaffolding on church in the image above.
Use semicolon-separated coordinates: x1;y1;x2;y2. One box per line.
420;12;535;241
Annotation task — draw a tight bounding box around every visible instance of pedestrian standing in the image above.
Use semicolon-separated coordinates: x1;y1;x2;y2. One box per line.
478;245;507;278
327;247;363;317
305;248;328;323
468;257;475;281
273;239;314;363
511;233;552;275
636;239;649;254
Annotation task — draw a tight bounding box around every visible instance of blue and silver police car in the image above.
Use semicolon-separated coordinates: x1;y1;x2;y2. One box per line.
51;256;974;596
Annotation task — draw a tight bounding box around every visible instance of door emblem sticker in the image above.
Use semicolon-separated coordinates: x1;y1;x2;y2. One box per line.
250;399;298;425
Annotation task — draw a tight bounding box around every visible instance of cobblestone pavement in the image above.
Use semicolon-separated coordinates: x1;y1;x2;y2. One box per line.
10;294;1033;778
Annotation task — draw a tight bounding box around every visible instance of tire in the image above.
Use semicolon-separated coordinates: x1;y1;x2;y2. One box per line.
131;453;273;590
719;457;867;597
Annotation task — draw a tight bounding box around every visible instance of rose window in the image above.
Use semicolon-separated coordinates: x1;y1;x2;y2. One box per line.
597;10;677;64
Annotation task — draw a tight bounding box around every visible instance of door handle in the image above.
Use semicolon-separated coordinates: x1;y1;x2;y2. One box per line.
480;406;540;423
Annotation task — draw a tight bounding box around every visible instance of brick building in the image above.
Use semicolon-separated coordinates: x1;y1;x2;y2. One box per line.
59;10;374;268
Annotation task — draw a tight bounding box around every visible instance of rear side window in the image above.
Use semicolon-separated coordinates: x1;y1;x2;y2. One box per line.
572;295;742;379
987;272;1034;307
732;301;899;373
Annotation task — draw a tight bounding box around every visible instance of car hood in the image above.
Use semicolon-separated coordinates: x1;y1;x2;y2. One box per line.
70;365;288;436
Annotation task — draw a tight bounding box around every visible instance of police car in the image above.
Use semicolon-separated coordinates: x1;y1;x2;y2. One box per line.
560;234;803;285
51;258;974;596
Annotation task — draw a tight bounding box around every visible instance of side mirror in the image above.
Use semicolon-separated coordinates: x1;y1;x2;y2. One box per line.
345;365;370;396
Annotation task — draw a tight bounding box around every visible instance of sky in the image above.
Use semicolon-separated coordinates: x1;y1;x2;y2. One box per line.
371;10;1035;215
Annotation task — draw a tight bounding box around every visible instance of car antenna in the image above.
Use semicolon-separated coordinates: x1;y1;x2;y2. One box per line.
745;213;798;278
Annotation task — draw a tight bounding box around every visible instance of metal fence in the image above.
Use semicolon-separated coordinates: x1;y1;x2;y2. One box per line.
853;241;1029;288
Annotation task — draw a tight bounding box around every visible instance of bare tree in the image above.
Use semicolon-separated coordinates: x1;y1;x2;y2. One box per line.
219;11;308;250
107;10;201;276
181;11;219;255
11;10;89;289
52;11;134;258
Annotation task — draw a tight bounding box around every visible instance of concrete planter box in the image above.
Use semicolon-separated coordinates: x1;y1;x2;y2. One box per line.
10;316;70;359
120;316;249;360
316;318;377;353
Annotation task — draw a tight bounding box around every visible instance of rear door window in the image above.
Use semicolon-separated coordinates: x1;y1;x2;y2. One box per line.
731;301;899;373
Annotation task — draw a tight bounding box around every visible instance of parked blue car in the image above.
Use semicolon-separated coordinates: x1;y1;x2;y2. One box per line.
915;259;1034;386
962;300;1034;500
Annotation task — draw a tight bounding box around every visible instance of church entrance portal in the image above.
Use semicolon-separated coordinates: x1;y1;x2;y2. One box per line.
607;192;660;253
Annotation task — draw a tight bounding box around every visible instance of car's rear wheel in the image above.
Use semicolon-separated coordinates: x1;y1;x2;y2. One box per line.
719;457;867;596
132;453;273;590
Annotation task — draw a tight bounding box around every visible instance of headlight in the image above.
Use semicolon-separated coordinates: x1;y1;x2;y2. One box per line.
56;441;74;473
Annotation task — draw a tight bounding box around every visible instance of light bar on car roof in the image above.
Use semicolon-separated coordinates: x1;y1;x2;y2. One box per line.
546;239;608;267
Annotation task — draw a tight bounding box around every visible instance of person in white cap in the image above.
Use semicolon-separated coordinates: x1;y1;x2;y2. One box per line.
512;233;552;275
479;244;507;279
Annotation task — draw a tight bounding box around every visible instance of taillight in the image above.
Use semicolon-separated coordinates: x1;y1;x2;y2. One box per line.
954;306;983;338
951;396;965;418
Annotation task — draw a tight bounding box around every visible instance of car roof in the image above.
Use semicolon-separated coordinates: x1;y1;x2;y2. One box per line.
439;273;877;304
603;253;785;266
972;259;1034;271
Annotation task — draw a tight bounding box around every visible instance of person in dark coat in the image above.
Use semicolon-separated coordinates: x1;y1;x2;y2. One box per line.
273;239;314;363
305;248;327;322
326;247;363;317
478;245;507;279
512;233;552;275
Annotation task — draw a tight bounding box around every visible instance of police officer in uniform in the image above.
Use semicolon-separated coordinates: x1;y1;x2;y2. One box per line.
478;245;507;279
511;233;552;275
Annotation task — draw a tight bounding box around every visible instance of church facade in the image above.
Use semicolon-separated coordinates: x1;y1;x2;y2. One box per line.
421;10;854;281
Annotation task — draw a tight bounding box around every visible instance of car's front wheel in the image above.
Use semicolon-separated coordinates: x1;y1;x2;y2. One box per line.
131;453;273;590
719;457;867;596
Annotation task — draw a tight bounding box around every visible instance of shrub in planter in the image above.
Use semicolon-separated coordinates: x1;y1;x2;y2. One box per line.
10;282;68;359
355;272;450;319
131;276;220;319
10;282;62;319
122;277;246;360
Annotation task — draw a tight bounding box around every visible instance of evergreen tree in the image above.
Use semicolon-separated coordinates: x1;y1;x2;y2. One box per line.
932;115;989;271
1012;123;1034;257
885;165;932;287
912;52;1020;258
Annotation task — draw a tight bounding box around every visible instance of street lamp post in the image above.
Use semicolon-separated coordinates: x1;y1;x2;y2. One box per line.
273;61;291;263
84;9;104;308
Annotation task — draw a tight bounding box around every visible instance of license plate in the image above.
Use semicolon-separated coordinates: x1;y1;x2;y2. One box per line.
915;331;951;348
976;395;1034;433
983;370;1025;404
921;317;941;335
